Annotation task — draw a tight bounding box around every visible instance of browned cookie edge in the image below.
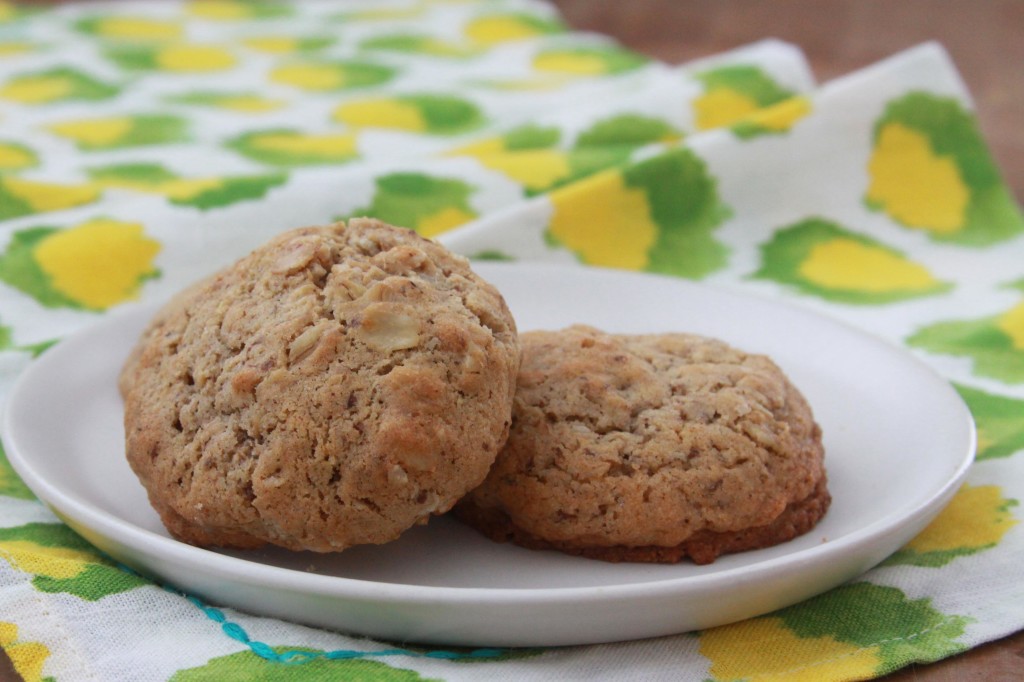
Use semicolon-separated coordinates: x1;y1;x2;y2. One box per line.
453;476;831;565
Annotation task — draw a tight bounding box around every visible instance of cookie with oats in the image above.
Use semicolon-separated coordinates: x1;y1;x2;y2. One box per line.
454;325;828;564
121;218;519;552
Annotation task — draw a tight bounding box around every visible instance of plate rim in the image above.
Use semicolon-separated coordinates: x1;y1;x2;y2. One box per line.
1;262;977;612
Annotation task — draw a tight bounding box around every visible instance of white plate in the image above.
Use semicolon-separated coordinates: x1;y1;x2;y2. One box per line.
3;263;975;647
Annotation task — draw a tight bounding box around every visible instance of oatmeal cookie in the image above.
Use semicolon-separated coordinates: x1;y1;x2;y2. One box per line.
121;219;519;552
454;325;828;564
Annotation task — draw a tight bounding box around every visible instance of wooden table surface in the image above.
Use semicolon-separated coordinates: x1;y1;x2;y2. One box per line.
551;2;1024;680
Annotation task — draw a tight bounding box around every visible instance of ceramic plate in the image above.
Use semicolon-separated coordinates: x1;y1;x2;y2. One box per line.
2;263;975;647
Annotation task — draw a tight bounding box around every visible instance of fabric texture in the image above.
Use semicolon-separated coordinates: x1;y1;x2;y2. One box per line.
1;1;1022;680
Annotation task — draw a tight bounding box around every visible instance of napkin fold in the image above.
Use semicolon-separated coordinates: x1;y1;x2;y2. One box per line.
1;1;1022;681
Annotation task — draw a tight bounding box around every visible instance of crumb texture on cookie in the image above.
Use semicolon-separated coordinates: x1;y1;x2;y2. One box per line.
456;325;828;564
121;219;519;552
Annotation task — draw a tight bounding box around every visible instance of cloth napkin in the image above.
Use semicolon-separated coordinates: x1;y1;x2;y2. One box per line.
1;1;1022;680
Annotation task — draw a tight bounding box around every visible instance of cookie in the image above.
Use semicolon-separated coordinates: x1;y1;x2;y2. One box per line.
454;325;828;564
121;218;519;552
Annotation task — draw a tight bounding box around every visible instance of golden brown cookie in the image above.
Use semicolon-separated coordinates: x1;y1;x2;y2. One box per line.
454;325;828;564
121;219;519;552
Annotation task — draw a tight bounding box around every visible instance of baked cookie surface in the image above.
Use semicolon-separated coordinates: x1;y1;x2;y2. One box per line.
454;325;828;564
121;219;519;552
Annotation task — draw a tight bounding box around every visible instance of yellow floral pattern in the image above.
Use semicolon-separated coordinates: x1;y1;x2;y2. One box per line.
35;218;161;310
798;237;941;292
755;217;950;303
886;485;1019;567
996;301;1024;351
0;622;50;682
0;142;38;172
694;87;759;130
548;169;656;269
908;486;1017;553
0;177;100;219
334;99;427;132
701;617;880;681
470;149;571;193
464;14;562;45
867;122;968;233
155;44;237;72
865;92;1022;244
0;219;160;310
77;16;183;42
